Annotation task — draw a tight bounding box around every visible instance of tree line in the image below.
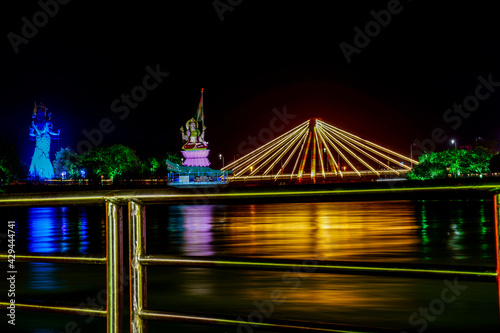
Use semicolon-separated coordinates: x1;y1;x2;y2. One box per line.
0;143;182;186
2;143;500;186
52;145;182;181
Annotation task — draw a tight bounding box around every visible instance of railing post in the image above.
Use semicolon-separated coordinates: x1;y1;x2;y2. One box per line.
495;194;500;322
106;201;124;333
129;200;147;333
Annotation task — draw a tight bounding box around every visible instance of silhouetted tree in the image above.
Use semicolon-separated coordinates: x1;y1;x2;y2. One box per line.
0;140;25;186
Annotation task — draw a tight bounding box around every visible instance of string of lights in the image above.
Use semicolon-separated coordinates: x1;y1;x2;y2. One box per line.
222;119;418;182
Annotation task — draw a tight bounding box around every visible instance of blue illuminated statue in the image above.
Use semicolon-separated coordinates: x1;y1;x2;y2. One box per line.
29;102;60;179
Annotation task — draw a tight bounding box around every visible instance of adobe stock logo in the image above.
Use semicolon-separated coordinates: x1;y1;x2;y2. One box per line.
339;0;409;64
401;278;467;333
72;64;169;155
7;0;71;54
237;106;295;156
213;0;243;22
413;73;499;155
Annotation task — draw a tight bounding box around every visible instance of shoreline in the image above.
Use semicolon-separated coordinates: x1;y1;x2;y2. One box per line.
2;177;500;206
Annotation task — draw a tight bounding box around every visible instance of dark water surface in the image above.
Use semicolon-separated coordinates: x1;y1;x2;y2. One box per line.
1;199;498;332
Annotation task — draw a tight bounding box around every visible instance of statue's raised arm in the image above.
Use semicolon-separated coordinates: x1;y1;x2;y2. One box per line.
180;126;188;142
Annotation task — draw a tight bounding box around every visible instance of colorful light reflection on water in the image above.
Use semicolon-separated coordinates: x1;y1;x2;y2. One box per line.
17;200;497;279
145;199;498;332
147;199;496;266
0;199;497;332
27;207;90;254
25;206;92;291
222;201;421;261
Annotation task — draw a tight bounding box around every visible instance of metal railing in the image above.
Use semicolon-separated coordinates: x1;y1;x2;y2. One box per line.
0;199;123;333
1;187;499;332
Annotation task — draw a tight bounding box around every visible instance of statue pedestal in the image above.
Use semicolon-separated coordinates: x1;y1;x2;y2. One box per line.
181;149;211;167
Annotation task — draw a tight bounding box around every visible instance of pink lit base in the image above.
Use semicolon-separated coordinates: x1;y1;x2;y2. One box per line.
181;149;211;167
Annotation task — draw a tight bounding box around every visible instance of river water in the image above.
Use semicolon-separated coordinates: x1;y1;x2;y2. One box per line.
1;199;498;332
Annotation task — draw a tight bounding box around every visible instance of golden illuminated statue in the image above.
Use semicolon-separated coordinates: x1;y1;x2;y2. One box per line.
178;89;211;167
180;117;208;150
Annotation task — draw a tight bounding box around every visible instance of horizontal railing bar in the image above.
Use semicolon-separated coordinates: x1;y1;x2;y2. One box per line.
1;185;500;206
117;185;500;203
0;254;106;264
0;196;107;206
138;255;497;281
0;302;107;317
139;309;396;333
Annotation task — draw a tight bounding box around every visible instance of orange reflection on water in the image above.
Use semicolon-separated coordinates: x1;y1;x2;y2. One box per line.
225;201;420;262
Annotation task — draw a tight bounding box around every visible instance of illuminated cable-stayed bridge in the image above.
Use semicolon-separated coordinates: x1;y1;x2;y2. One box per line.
222;118;418;183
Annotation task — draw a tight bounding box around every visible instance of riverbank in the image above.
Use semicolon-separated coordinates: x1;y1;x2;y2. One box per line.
1;177;500;206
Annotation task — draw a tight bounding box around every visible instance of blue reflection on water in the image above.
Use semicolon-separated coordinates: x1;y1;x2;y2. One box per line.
26;206;89;291
28;207;59;254
27;263;59;291
27;206;89;254
79;207;89;254
27;207;60;291
61;206;69;253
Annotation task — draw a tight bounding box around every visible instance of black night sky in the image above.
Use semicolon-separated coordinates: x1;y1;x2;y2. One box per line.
2;0;500;168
